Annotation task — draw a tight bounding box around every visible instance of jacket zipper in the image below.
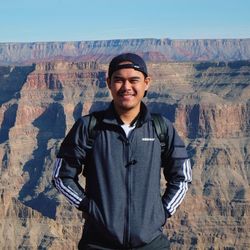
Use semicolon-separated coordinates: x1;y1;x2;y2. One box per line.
123;137;132;247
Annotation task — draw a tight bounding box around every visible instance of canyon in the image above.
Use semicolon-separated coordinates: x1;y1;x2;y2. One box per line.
0;39;250;249
0;38;250;65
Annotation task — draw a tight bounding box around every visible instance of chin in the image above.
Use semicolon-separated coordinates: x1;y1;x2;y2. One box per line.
118;103;135;111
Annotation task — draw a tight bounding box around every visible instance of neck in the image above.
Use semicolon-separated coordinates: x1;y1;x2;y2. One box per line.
115;106;141;125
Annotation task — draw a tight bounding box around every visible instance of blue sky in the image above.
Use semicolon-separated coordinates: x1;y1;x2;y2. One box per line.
0;0;250;42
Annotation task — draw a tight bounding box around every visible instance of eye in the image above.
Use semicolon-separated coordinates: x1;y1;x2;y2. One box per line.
113;78;123;84
130;78;140;84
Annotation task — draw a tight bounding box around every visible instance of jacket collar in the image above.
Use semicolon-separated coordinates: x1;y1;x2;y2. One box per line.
102;101;152;127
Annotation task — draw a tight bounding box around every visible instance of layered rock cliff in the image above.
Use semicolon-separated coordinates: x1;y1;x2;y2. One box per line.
0;38;250;65
0;60;249;249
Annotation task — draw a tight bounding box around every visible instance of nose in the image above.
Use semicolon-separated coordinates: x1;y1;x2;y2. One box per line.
122;80;131;89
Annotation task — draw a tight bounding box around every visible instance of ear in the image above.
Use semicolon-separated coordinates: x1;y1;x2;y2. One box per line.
106;77;111;89
144;76;151;91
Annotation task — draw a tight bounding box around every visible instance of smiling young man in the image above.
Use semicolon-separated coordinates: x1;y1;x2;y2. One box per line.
53;53;192;249
107;59;150;125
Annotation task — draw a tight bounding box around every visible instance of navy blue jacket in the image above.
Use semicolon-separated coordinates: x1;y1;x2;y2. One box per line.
52;102;192;248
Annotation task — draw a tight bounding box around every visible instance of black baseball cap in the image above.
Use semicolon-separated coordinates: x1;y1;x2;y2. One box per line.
108;53;148;78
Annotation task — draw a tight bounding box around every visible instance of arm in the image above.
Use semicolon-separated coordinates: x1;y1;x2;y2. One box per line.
162;120;192;217
52;117;90;212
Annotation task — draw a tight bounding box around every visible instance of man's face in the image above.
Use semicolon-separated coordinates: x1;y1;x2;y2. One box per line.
107;63;151;114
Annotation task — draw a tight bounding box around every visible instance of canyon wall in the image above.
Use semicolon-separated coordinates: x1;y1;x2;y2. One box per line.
0;60;249;249
0;38;250;65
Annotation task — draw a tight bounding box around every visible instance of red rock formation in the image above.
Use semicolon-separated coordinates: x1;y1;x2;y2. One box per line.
0;60;249;249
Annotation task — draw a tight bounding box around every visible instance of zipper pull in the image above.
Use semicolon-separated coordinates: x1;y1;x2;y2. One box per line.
126;160;137;167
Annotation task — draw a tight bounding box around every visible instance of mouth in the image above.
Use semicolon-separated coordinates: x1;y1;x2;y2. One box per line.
118;92;135;97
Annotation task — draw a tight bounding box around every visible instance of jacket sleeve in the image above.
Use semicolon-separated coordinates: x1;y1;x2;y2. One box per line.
52;117;90;212
161;119;192;217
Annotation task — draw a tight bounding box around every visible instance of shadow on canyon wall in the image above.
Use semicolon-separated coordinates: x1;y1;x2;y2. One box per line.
0;65;35;144
0;65;35;106
18;103;66;219
0;103;18;144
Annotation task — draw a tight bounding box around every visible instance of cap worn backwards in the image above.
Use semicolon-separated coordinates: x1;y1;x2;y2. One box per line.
108;53;148;78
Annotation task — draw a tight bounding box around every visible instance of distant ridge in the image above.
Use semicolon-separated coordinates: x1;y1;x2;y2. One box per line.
0;38;250;65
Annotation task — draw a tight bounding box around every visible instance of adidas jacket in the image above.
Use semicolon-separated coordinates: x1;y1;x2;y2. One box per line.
52;102;192;248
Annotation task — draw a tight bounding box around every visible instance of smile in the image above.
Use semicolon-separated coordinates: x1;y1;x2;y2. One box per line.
118;92;135;97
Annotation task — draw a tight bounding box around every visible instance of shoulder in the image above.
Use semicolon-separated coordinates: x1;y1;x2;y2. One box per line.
150;113;173;129
150;113;177;142
76;109;106;128
74;114;91;127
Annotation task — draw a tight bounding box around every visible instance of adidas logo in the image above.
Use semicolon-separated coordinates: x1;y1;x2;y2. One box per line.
142;138;155;141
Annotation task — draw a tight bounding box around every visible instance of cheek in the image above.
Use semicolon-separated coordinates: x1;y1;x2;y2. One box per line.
108;83;116;90
135;85;148;93
110;86;120;96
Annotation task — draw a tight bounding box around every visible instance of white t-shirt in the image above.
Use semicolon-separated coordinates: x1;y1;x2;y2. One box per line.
121;123;136;138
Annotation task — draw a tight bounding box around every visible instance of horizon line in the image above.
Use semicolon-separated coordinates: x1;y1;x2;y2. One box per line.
1;37;250;44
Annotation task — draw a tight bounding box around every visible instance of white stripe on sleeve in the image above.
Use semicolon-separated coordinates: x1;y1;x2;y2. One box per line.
52;158;83;208
165;159;191;215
